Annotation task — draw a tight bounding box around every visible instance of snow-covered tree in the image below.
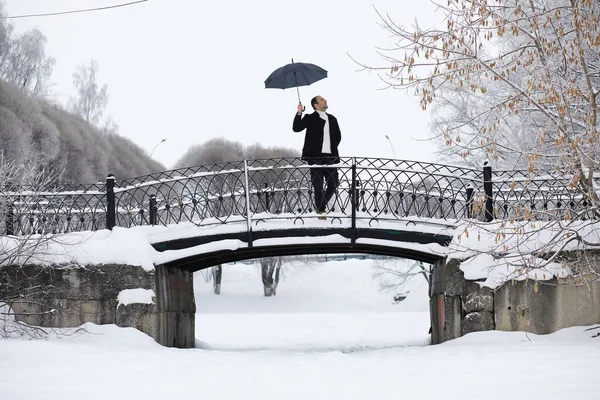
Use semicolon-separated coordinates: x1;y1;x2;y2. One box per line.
358;0;600;281
0;2;55;97
68;59;108;128
0;79;164;184
368;0;600;175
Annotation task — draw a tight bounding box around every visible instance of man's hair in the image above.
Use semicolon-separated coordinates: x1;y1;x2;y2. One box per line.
311;96;319;110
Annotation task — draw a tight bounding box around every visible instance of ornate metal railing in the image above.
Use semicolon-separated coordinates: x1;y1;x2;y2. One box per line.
0;157;595;237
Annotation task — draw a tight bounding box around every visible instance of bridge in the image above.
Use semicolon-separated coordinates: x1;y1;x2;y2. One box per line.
2;157;597;348
0;157;591;270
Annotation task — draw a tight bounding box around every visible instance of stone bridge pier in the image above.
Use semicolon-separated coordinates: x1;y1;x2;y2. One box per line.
4;264;196;348
119;265;196;348
429;257;600;344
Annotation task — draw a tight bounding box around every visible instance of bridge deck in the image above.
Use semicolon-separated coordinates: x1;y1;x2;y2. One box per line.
147;216;454;270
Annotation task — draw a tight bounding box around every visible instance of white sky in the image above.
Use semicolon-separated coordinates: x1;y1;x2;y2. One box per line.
4;0;440;169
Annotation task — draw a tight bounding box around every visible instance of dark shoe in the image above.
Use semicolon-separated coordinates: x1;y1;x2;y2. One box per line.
316;209;327;220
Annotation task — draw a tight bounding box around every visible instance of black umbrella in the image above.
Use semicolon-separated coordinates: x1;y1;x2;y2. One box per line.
265;59;327;107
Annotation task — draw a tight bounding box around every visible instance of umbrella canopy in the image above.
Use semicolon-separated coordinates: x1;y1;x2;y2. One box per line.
265;59;327;105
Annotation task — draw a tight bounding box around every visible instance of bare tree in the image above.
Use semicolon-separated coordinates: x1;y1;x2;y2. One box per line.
175;137;245;168
355;0;600;283
429;83;535;169
372;258;430;302
0;159;72;339
260;257;282;296
0;2;55;97
211;265;222;295
360;0;600;173
68;59;108;127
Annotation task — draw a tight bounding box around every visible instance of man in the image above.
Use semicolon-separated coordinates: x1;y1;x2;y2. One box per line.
292;95;342;216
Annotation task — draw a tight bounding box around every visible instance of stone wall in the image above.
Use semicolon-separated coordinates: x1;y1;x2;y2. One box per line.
495;275;600;334
1;263;195;348
430;258;600;344
430;258;494;343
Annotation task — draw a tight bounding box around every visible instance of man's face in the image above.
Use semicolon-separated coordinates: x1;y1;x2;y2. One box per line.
314;96;328;111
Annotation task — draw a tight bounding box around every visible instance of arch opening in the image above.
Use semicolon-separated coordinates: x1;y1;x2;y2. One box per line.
192;252;434;352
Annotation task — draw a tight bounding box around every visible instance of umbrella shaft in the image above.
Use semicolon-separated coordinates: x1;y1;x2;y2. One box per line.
293;70;301;104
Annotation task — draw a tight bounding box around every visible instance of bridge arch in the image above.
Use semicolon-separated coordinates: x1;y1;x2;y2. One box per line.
151;225;449;271
157;240;445;272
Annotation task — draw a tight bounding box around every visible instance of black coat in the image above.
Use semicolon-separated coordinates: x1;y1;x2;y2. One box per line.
292;112;342;163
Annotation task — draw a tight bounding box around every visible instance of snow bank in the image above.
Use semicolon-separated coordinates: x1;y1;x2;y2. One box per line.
116;289;155;308
446;220;587;288
448;220;600;258
459;253;571;289
0;227;157;271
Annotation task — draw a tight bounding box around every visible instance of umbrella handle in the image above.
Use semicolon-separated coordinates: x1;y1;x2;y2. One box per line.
296;86;305;112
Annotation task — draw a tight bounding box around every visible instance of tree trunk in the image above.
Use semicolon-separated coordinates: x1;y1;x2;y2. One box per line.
212;265;222;295
261;258;281;297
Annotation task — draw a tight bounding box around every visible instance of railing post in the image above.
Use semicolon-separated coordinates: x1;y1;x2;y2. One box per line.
149;194;157;225
351;158;357;245
244;160;253;248
106;174;116;230
465;184;474;219
483;161;493;222
6;201;14;235
264;182;270;212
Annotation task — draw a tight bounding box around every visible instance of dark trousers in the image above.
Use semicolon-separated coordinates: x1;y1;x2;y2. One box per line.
309;156;339;212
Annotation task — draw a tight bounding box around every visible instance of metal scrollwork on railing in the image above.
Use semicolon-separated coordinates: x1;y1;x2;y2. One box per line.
0;157;595;236
490;169;594;221
0;182;107;235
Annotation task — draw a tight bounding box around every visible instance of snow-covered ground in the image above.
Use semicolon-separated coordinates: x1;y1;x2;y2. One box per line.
1;259;599;399
193;260;431;352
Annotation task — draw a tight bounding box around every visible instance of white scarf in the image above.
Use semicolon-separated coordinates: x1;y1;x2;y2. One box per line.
316;110;331;154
